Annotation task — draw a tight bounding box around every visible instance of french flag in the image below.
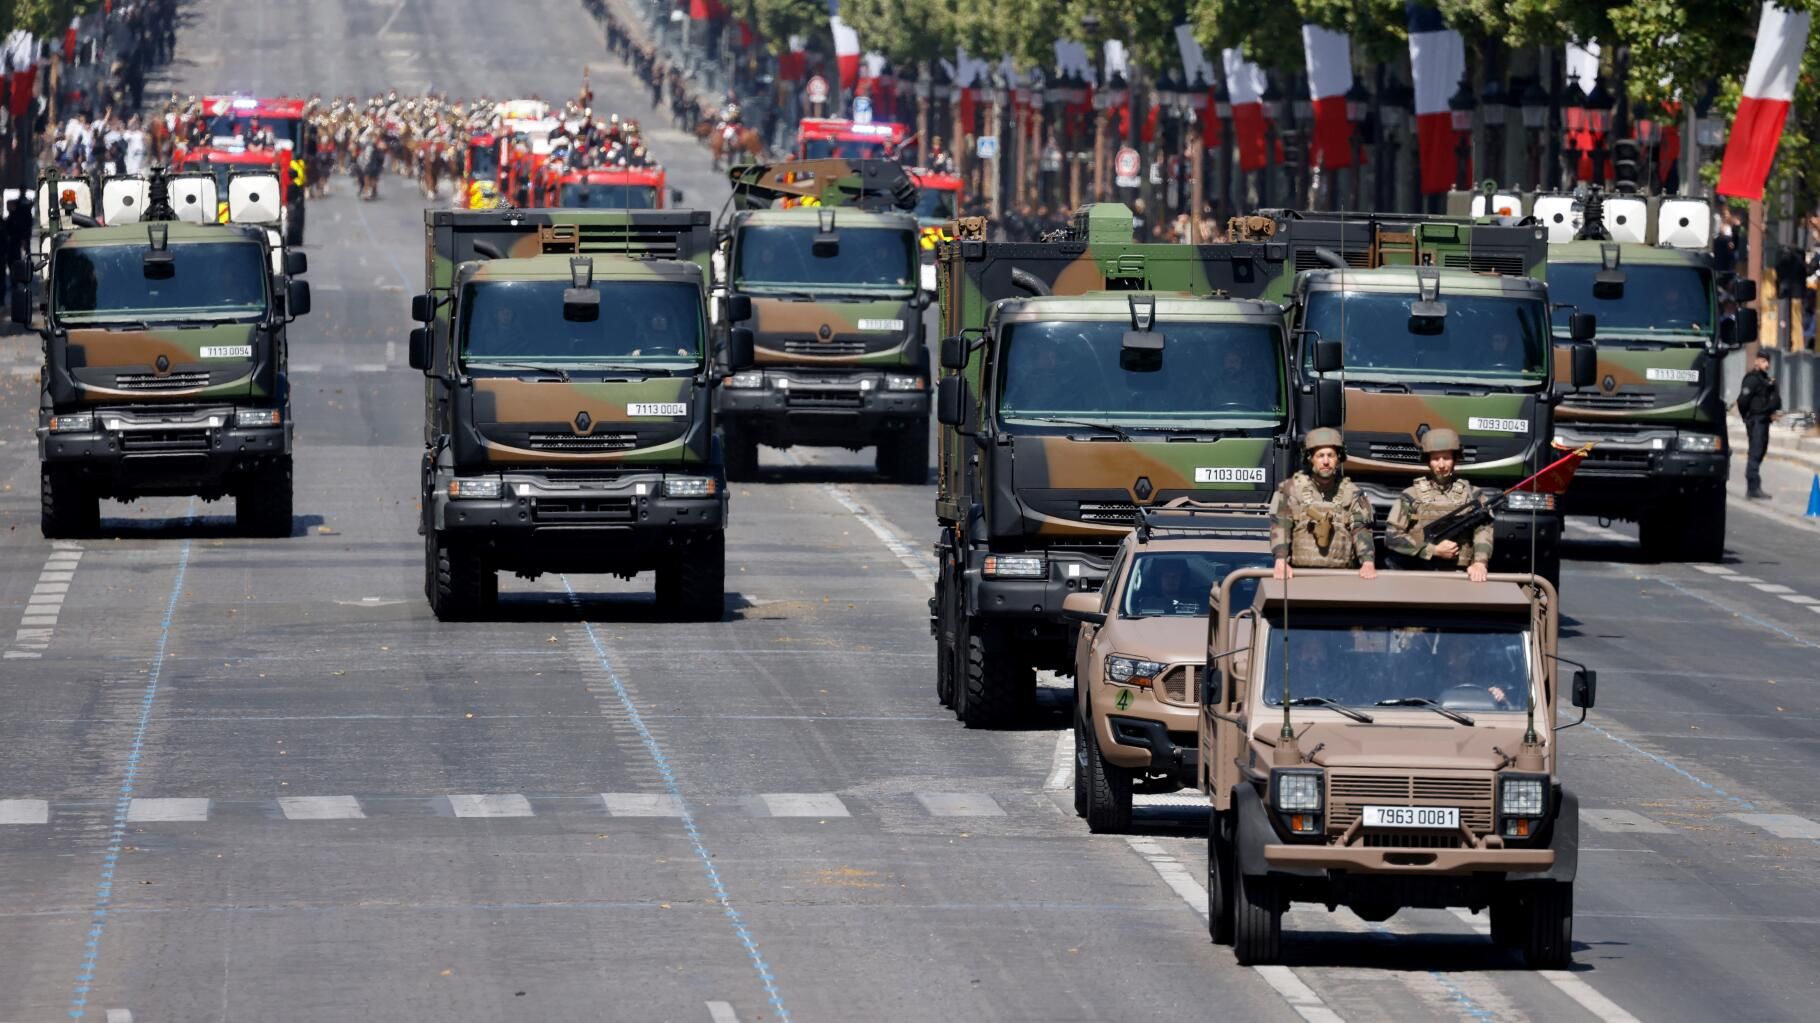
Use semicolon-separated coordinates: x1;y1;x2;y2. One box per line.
1718;4;1811;201
3;31;34;119
1302;25;1353;169
779;34;807;83
1221;48;1269;173
830;16;861;92
1407;2;1465;195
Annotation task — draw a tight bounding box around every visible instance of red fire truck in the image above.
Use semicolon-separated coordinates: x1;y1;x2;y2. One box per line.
532;164;678;209
794;117;907;160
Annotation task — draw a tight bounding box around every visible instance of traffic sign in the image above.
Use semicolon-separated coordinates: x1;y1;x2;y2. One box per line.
1115;147;1140;178
805;76;830;105
976;136;1000;160
852;96;872;124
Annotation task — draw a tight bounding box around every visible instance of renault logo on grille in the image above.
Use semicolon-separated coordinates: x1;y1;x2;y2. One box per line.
573;411;591;434
1133;476;1154;501
818;324;832;339
155;355;170;374
1602;374;1617;392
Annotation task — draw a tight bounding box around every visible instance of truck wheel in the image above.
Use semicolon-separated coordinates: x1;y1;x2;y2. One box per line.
723;427;759;482
1488;893;1521;948
1637;509;1678;561
1519;882;1574;969
960;620;1031;729
1677;489;1726;563
236;457;294;538
935;555;961;710
1232;869;1283;965
41;466;99;539
429;530;495;621
1072;708;1089;817
1081;712;1132;833
876;431;929;485
1207;809;1235;945
657;531;726;621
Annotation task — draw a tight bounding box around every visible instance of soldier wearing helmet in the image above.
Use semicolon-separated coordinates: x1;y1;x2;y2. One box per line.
1386;428;1493;582
1268;427;1378;581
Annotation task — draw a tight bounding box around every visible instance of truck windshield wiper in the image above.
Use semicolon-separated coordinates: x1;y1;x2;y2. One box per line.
466;361;570;381
1374;697;1475;726
1026;417;1132;442
1285;696;1374;723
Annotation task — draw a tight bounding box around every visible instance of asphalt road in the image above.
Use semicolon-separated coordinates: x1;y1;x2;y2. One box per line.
2;2;1819;1021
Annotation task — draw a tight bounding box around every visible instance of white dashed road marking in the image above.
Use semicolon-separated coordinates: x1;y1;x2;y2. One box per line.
126;798;210;823
0;799;50;824
1728;813;1820;839
447;793;534;818
915;792;1006;817
603;792;685;817
1581;807;1673;834
278;795;366;820
105;1010;134;1023
9;544;82;658
820;484;936;584
1538;971;1645;1023
1690;564;1737;575
1751;582;1796;594
757;793;850;818
705;1001;740;1023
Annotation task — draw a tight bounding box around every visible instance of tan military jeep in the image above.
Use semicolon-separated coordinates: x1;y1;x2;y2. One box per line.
1201;569;1593;968
1062;505;1272;833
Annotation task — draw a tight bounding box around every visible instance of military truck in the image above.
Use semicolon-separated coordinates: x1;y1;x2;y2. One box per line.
408;207;748;621
931;204;1327;727
1251;210;1597;585
22;168;310;538
1544;198;1756;562
1201;567;1593;968
714;160;932;482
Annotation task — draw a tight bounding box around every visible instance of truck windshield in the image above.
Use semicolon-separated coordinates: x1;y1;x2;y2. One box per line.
469;145;499;179
802;138;889;160
1303;291;1549;383
53;242;268;323
1259;616;1532;712
1122;552;1273;618
559;184;658;209
205;113;302;148
998;320;1283;427
735;226;916;292
1547;263;1711;337
458;280;701;364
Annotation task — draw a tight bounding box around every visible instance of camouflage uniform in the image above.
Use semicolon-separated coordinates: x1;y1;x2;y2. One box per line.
1268;471;1376;569
1385;476;1494;568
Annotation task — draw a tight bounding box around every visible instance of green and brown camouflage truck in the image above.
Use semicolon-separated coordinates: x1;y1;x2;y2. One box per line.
25;171;311;538
1545;215;1755;562
714;161;932;482
1252;211;1597;585
408;208;747;621
931;204;1320;727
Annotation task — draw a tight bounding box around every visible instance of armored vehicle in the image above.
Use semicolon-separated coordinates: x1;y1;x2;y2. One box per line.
409;208;747;621
24;169;310;537
715;161;932;482
1202;568;1593;968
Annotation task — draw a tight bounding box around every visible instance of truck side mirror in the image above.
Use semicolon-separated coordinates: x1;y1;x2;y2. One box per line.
1312;338;1342;374
936;375;972;433
1731;278;1758;304
939;334;968;370
1569;311;1597;342
1060;591;1105;627
1570;342;1597;389
1314;378;1344;428
724;294;752;323
411;292;434;322
1571;668;1597;709
1735;308;1760;346
286;279;311;318
725;327;755;371
285;250;308;276
408;327;430;372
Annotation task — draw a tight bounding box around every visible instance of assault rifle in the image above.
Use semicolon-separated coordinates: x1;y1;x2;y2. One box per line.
1422;444;1594;546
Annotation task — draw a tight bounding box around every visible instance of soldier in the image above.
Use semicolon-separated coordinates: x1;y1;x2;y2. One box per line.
1269;428;1378;580
1386;428;1492;582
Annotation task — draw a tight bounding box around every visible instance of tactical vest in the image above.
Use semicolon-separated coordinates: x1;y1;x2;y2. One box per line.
1403;477;1479;567
1286;474;1365;569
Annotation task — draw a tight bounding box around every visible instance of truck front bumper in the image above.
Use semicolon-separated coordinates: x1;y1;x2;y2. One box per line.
1553;426;1729;516
967;548;1110;621
718;371;928;447
39;405;290;496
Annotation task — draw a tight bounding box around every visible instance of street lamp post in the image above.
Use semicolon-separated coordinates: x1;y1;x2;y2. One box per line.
1480;76;1507;190
1585;81;1613;188
1345;79;1370;211
1187;69;1211;235
1518;77;1548;190
1448;75;1476;197
1560;72;1587;187
1635;112;1661;195
1290;74;1314;207
914;68;933;170
1378;81;1408;212
989;73;1009;221
1259;75;1283;208
1212;75;1232;220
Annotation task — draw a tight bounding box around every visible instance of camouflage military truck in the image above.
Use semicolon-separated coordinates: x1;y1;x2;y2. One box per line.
714;160;932;483
931;204;1323;727
1251;211;1597;585
1545;201;1756;562
1202;567;1594;968
408;208;748;621
21;168;311;538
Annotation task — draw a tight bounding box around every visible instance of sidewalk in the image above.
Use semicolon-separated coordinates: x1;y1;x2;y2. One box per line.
1724;412;1820;532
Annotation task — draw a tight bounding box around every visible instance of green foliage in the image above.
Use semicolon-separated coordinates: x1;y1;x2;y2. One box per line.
2;1;99;38
744;0;829;55
839;0;956;66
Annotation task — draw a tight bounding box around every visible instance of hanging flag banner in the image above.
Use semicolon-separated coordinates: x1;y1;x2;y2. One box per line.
1407;2;1467;195
1302;25;1354;169
1221;48;1269;172
1718;4;1811;200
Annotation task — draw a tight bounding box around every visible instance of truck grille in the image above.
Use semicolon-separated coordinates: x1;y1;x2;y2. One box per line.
1566;391;1657;410
1368;442;1479;464
1154;665;1197;706
782;339;866;357
114;371;212;391
1360;832;1465;849
526;432;638;452
1327;772;1494;833
786;389;863;409
1441;252;1527;277
529;496;635;523
1293;248;1368;272
119;428;210;453
1078;501;1136;525
1585;448;1654;468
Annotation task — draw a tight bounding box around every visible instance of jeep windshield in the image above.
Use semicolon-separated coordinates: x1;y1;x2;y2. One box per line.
1258;614;1532;713
998;320;1284;429
559;183;658;209
458;280;702;367
734;226;916;294
1547;262;1711;339
52;242;268;324
1302;290;1549;386
1123;551;1273;617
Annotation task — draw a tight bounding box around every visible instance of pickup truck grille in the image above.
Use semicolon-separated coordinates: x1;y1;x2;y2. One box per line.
1154;665;1198;706
1327;772;1494;833
526;432;638;452
114;371;212;391
782;339;866;357
529;496;635;523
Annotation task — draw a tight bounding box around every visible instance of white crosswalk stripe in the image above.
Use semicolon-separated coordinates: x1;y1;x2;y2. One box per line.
0;799;50;824
1728;813;1820;840
279;795;366;820
1690;563;1737;575
603;792;684;817
757;793;850;817
915;792;1006;817
126;798;210;822
1581;807;1672;834
447;793;534;818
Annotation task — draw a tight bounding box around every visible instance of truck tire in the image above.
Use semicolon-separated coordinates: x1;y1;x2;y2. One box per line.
876;431;929;485
1080;711;1132;833
1677;488;1726;563
959;619;1030;729
657;531;726;621
236;457;294;538
1519;882;1574;969
1072;705;1089;817
429;530;495;621
1232;869;1283;965
1488;893;1521;948
1207;809;1235;945
935;552;962;710
723;427;759;482
1637;508;1677;560
41;466;99;539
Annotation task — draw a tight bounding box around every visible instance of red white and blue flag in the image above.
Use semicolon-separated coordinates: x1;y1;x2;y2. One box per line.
1718;4;1811;200
829;14;861;91
1407;2;1465;195
1222;48;1270;173
1302;25;1353;169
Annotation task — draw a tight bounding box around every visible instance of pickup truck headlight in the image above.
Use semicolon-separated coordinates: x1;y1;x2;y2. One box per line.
885;374;924;391
1105;653;1165;687
448;478;502;500
724;371;764;389
49;413;94;432
664;477;718;498
981;554;1044;579
1505;491;1556;512
1677;434;1723;452
234;409;283;427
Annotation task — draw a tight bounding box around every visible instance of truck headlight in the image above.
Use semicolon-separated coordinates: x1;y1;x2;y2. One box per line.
49;413;94;432
664;477;718;498
885;374;924;391
1678;434;1723;452
1500;774;1548;818
1272;770;1324;831
724;371;764;389
982;554;1044;579
234;408;283;427
1505;491;1556;512
1105;653;1165;687
448;478;502;500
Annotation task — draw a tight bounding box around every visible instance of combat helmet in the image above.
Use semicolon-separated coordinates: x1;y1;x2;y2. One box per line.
1303;427;1345;457
1420;428;1463;456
